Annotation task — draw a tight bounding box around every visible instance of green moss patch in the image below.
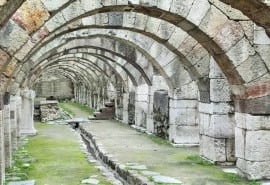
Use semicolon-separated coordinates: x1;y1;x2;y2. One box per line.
23;122;111;185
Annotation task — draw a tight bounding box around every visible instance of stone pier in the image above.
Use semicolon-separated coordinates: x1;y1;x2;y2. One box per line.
0;110;5;185
20;90;36;136
235;113;270;179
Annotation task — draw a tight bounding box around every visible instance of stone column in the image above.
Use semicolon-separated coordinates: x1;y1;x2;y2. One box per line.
10;96;19;151
20;90;36;136
0;110;5;185
199;58;235;164
146;87;154;133
3;104;12;168
122;93;129;124
16;97;22;137
169;97;199;145
134;84;149;129
235;113;270;179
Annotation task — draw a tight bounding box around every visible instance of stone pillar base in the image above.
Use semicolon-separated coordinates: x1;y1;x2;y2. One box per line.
235;113;270;180
200;135;235;165
170;125;199;146
20;129;37;136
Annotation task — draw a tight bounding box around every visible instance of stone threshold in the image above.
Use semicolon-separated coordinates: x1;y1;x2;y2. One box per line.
79;127;155;185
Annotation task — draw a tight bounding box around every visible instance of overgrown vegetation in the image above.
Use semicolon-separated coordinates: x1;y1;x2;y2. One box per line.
59;101;94;116
23;123;111;185
186;155;213;166
144;134;171;146
5;145;33;184
59;102;75;116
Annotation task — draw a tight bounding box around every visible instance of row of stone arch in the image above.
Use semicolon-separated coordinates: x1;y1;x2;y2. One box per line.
0;0;270;183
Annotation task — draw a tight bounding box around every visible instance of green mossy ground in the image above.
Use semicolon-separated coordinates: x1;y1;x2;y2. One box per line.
7;123;111;185
59;101;93;117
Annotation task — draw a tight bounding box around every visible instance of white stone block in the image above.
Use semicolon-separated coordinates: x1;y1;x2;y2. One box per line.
171;125;199;145
210;79;231;102
187;0;210;26
200;135;226;162
235;127;245;159
203;115;235;138
254;25;270;45
237;158;270;180
245;130;270;161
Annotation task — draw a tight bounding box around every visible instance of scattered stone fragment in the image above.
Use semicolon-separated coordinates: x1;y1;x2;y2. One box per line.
152;175;182;184
22;163;30;168
125;163;147;170
141;170;160;176
222;168;237;174
8;180;35;185
81;178;100;184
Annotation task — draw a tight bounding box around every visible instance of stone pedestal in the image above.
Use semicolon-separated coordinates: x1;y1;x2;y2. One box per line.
3;105;11;168
0;111;5;185
235;113;270;180
20;90;36;136
169;99;199;145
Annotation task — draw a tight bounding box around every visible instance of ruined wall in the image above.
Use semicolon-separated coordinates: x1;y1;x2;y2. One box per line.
34;78;73;100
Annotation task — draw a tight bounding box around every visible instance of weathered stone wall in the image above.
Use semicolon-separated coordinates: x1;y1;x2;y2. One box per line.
34;78;73;100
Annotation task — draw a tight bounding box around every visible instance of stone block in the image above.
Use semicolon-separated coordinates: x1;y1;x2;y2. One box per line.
168;27;187;49
254;44;270;70
210;79;231;102
236;54;268;83
235;112;270;131
226;138;236;162
170;0;194;17
170;99;197;109
245;130;270;161
199;113;210;135
199;103;212;114
199;5;227;38
175;108;198;126
208;0;248;20
187;0;210;26
209;56;224;79
170;125;199;145
254;25;270;45
41;0;69;12
237;158;270;180
203;114;234;138
0;20;29;54
226;38;255;67
200;135;226;162
12;0;50;34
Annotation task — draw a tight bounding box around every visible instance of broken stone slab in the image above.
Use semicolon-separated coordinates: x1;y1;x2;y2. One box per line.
125;163;147;170
222;168;237;174
141;171;160;176
127;165;147;170
81;178;100;184
152;175;182;184
8;180;35;185
5;177;22;181
22;163;30;168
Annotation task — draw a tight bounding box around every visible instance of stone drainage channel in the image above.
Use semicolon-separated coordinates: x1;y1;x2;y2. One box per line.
75;126;123;185
79;126;182;185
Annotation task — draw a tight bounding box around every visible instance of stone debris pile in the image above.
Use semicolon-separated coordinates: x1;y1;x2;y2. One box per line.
40;101;62;122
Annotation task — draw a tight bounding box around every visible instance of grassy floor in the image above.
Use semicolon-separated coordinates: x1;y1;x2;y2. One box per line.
24;123;111;185
59;101;93;117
